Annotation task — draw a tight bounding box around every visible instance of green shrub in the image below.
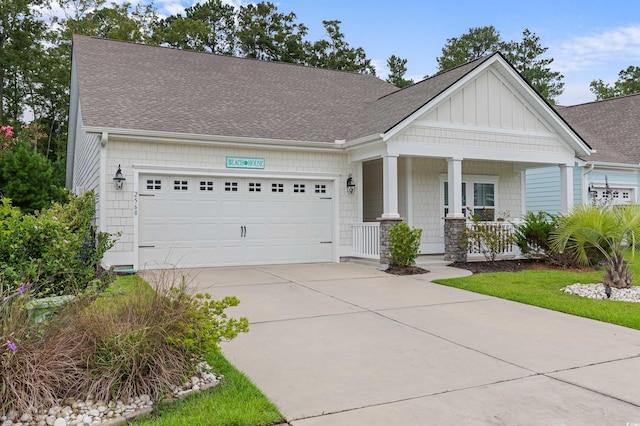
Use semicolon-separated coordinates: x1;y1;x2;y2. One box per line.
0;141;67;214
0;192;115;297
515;211;593;268
514;211;556;257
463;218;516;263
389;222;422;267
76;276;249;402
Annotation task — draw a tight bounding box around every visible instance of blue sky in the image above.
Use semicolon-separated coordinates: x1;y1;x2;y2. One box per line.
87;0;640;105
265;0;640;105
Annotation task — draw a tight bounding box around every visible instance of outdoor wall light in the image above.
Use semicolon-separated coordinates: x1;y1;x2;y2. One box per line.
346;174;356;193
113;164;126;190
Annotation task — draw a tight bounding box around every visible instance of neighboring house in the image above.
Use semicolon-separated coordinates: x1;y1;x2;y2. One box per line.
67;35;591;270
527;94;640;213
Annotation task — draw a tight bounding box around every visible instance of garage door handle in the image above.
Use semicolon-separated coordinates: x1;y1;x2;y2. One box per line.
240;226;246;238
320;241;332;244
139;245;155;248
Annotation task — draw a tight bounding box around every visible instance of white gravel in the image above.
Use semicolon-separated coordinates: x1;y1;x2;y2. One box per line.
0;362;220;426
562;283;640;302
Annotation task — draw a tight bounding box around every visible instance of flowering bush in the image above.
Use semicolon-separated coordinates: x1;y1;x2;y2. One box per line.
0;191;116;297
0;125;15;153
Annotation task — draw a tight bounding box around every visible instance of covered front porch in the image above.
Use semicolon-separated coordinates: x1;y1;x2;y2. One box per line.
339;52;591;263
347;155;578;262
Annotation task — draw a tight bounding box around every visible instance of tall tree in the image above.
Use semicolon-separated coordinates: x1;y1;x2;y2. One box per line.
436;25;501;73
386;55;413;88
236;1;307;63
304;20;375;74
437;26;564;103
0;0;47;125
156;0;236;54
57;1;158;43
590;66;640;100
501;29;564;103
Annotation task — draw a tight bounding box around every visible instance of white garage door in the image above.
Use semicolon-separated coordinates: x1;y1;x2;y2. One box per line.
138;175;334;268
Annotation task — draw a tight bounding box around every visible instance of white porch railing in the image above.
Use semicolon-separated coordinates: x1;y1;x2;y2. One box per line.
466;220;522;259
351;222;380;259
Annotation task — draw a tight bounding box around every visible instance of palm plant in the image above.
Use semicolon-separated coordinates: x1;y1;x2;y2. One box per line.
550;203;640;289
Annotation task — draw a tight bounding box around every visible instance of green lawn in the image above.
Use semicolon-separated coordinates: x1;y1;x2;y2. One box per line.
434;259;640;330
103;275;284;426
132;353;283;426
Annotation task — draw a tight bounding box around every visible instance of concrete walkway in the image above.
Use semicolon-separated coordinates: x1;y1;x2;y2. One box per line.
181;262;640;425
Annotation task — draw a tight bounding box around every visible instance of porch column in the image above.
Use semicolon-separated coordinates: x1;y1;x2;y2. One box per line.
447;157;464;218
444;157;466;262
559;164;574;213
381;154;400;218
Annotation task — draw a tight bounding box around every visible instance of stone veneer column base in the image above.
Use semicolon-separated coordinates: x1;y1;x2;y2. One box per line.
444;217;468;263
378;217;404;264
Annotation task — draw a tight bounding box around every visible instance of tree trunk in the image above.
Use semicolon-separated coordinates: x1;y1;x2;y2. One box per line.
603;252;633;289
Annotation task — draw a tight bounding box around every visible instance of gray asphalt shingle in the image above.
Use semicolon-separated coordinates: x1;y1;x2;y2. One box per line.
73;35;398;143
73;36;494;144
556;94;640;165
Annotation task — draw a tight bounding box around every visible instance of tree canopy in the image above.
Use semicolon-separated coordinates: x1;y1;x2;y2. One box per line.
386;55;414;88
590;66;640;100
436;26;564;103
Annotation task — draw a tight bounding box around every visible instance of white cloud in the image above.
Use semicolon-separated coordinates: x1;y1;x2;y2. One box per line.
552;24;640;73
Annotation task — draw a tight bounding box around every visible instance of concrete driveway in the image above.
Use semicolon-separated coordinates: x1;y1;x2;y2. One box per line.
181;262;640;425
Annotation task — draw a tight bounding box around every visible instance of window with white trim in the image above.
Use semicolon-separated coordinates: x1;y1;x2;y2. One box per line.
248;182;262;192
271;183;284;193
442;175;498;221
293;183;306;193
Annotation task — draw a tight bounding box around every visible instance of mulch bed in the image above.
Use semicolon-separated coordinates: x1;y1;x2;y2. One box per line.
385;259;594;276
385;265;430;275
449;259;594;274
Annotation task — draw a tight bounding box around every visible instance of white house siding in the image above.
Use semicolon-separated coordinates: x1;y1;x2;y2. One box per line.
103;139;357;267
422;68;551;133
362;159;383;222
394;126;568;158
410;158;522;253
70;107;101;221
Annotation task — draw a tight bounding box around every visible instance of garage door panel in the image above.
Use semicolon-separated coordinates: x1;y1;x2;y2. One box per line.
139;175;334;268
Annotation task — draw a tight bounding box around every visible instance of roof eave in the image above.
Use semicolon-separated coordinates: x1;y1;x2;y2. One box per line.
585;160;640;170
83;127;345;152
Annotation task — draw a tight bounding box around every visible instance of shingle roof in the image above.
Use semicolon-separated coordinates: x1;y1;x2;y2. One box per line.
347;55;494;140
555;94;640;165
73;36;399;143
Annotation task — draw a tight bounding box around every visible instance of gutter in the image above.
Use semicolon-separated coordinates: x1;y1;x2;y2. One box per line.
83;127;345;152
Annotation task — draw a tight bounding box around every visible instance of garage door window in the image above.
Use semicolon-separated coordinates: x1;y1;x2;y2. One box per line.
173;180;188;191
146;179;162;190
293;183;306;193
199;181;214;191
249;182;262;192
225;182;238;192
315;184;327;194
272;183;284;193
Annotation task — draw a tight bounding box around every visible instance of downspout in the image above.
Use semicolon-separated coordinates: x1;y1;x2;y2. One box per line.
99;132;108;234
582;163;595;204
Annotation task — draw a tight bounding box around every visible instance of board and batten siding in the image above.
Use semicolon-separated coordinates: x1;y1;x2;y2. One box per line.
421;68;551;133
